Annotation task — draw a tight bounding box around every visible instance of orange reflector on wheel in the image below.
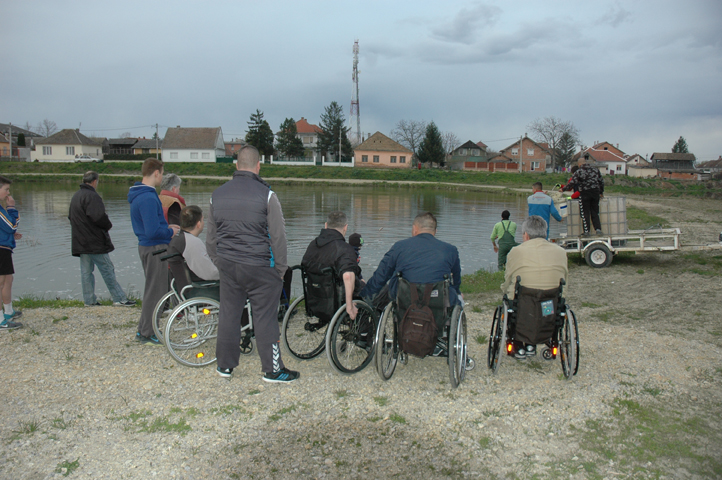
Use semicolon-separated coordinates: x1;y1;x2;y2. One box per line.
196;352;204;358
553;347;558;355
507;343;512;353
203;308;211;315
191;333;197;339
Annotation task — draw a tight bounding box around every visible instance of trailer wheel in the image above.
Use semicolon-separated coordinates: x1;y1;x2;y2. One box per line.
584;244;613;268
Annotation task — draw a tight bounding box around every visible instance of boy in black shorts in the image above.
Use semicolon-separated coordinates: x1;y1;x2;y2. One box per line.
0;176;23;330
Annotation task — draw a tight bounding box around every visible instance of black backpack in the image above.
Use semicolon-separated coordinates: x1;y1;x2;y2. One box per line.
398;284;437;357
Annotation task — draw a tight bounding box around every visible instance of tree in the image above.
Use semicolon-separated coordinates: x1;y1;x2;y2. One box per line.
275;118;305;158
417;122;445;167
390;119;427;162
245;109;275;158
527;116;580;169
317;101;353;161
556;131;577;168
17;133;26;147
442;131;461;157
672;136;689;153
35;119;58;138
120;131;132;138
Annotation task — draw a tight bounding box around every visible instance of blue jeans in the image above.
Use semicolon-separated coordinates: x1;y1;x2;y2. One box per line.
79;254;128;305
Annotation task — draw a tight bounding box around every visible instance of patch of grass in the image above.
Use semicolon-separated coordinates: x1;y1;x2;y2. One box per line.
479;436;492;448
626;207;670;230
15;294;84;309
51;417;68;430
581;302;601;308
643;386;662;397
475;334;487;345
593;311;614;323
269;404;299;422
389;413;407;424
210;405;248;416
334;389;348;399
110;409;192;435
636;269;644;274
52;315;69;324
55;458;80;477
578;397;722;477
248;389;260;395
460;269;505;295
373;396;388;407
367;416;382;422
63;349;74;361
471;305;482;313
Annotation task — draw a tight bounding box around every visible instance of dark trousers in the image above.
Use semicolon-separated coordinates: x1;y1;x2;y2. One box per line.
138;244;169;337
215;258;284;373
580;189;601;232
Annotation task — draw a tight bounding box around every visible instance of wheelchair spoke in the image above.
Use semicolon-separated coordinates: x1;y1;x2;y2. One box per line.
327;304;376;375
165;299;219;367
375;302;398;381
281;296;327;360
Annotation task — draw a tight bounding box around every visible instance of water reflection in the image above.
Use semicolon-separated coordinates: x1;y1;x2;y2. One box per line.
9;182;559;300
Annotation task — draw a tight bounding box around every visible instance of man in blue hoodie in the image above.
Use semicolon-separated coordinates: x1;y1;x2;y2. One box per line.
128;158;180;345
527;182;562;239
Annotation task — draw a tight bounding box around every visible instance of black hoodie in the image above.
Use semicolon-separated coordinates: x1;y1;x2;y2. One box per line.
301;228;362;296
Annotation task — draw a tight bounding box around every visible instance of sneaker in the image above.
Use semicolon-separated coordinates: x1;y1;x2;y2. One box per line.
0;319;22;330
114;300;137;307
135;332;162;346
595;229;603;235
581;231;591;237
85;302;102;307
525;345;537;357
263;368;300;383
3;309;22;320
216;367;233;378
514;347;526;359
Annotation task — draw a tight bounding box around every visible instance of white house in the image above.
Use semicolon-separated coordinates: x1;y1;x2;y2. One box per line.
161;126;225;163
31;129;104;162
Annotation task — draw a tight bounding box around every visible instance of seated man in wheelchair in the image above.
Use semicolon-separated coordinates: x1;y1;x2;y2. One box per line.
301;211;363;323
361;211;463;357
500;215;568;359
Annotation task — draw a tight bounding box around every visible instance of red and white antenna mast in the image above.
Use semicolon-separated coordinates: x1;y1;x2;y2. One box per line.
350;40;361;146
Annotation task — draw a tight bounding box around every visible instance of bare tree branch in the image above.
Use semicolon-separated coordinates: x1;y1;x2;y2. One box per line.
527;116;580;169
35;119;58;138
442;131;461;156
390;119;427;159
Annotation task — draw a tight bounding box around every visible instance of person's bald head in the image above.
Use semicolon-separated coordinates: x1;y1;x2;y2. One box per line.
412;211;437;236
236;145;261;172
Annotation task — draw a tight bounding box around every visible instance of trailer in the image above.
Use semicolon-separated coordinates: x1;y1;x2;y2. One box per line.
553;227;722;268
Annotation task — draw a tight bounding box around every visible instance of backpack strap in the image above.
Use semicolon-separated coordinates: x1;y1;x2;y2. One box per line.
421;284;434;306
409;282;420;306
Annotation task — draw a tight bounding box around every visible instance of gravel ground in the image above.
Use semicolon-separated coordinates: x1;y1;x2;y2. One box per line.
1;195;721;479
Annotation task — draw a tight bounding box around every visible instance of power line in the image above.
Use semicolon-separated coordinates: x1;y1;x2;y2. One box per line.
79;125;157;132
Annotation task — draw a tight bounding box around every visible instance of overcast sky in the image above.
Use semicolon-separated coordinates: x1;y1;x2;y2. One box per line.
2;0;721;159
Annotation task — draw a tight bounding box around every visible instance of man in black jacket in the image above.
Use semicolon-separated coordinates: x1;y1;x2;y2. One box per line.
68;171;135;307
302;211;362;321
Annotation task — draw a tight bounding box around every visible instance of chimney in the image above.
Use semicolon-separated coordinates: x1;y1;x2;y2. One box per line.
177;125;181;128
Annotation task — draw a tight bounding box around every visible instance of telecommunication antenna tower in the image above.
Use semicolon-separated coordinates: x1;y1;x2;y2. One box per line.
349;40;361;145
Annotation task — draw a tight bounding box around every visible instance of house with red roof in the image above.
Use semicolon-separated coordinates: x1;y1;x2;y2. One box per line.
487;136;551;172
295;117;322;158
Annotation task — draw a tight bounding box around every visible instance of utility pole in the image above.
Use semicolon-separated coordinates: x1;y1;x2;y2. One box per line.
338;124;342;162
8;123;12;159
349;40;361;146
155;123;159;160
519;135;523;173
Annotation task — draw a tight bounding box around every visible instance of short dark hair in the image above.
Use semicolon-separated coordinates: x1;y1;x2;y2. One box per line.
0;175;12;187
501;210;510;220
532;182;543;190
142;157;164;177
180;205;203;230
83;171;99;184
570;165;579;173
236;145;260;170
413;211;437;232
522;215;548;239
326;211;347;229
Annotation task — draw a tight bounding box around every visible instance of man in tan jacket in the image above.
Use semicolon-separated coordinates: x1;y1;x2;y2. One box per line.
501;215;568;359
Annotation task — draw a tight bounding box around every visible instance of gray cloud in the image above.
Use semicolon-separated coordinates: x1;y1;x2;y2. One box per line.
598;2;632;28
431;3;502;45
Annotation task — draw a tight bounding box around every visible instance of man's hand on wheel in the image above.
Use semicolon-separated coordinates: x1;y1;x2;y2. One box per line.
346;302;358;320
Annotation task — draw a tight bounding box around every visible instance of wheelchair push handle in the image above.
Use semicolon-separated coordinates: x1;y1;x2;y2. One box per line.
159;252;183;262
152;248;168;256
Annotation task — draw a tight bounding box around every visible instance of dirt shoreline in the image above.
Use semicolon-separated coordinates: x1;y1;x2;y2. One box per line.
1;194;721;479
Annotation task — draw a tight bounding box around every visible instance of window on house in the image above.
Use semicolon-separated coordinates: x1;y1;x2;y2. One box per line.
190;152;198;159
459;149;466;156
66;146;75;155
43;146;52;155
616;164;623;171
511;148;519;155
202;152;210;159
362;155;368;162
373;155;380;163
170;152;178;159
527;148;534;156
303;137;311;143
531;161;540;170
400;156;406;163
472;149;479;156
390;156;396;163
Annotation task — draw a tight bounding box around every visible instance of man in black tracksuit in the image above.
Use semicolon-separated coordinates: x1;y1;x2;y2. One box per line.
206;145;298;383
563;154;605;235
301;211;362;321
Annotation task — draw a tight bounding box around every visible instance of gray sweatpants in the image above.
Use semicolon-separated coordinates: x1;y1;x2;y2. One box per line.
137;244;170;337
215;258;284;373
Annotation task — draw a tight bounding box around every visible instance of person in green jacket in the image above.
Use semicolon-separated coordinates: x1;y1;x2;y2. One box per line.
490;210;518;270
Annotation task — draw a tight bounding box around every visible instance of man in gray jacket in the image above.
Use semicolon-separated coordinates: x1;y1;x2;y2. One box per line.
206;145;298;383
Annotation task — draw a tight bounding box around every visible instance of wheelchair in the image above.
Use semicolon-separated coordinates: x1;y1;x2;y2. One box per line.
487;276;580;380
374;275;473;389
281;265;376;375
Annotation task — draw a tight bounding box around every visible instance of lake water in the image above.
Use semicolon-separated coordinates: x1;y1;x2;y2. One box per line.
8;181;564;300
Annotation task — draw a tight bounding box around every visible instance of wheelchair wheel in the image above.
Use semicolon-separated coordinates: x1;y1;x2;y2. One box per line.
281;295;328;360
569;309;580;375
164;297;219;367
559;310;577;380
326;301;376;375
375;302;398;381
487;304;507;374
152;290;180;345
448;305;468;389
